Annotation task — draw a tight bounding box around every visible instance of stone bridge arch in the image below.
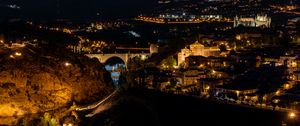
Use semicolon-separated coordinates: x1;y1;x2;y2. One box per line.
86;53;150;66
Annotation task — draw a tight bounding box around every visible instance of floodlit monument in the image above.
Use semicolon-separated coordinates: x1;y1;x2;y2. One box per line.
234;14;271;28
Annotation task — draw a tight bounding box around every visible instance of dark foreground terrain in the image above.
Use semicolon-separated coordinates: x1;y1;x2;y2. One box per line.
80;88;299;126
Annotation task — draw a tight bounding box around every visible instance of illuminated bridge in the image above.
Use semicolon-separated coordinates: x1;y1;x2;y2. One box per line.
84;47;151;85
85;53;150;66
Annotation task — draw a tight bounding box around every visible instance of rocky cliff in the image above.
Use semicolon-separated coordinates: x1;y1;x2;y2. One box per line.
0;45;114;124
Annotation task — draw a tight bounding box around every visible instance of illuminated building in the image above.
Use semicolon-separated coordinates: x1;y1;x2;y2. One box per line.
150;44;159;54
234;14;271;28
178;41;220;65
182;69;205;85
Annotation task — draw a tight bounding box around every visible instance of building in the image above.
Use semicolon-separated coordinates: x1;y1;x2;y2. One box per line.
234;14;271;28
258;55;298;71
198;78;224;95
182;68;206;86
178;41;220;65
214;87;258;100
185;56;230;69
235;33;262;40
150;44;159;54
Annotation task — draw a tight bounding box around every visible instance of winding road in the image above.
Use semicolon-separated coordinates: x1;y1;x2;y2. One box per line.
75;89;120;117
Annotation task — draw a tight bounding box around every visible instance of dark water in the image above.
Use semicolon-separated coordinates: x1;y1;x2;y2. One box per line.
105;63;126;86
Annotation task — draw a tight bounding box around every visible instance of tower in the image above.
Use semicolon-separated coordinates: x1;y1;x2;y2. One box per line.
255;14;271;28
234;16;239;27
178;47;190;66
190;41;204;56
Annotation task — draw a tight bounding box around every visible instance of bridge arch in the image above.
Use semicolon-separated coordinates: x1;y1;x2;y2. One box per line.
104;56;126;66
86;53;150;86
85;53;150;67
103;56;126;86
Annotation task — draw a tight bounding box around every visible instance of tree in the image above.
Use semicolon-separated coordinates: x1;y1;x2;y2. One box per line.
40;112;58;126
219;44;227;52
119;71;135;90
127;56;144;71
160;55;177;69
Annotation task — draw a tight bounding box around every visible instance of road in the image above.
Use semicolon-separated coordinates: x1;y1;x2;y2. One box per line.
207;96;298;114
76;86;298;119
75;89;119;117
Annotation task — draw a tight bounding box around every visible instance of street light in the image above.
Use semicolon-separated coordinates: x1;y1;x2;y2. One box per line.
276;90;281;95
64;62;71;67
9;55;15;59
205;86;210;90
274;99;279;104
284;84;290;89
236;91;240;97
212;70;216;74
292;62;297;67
289;112;296;119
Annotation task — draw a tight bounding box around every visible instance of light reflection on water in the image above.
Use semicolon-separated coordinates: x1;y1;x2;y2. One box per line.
105;63;126;86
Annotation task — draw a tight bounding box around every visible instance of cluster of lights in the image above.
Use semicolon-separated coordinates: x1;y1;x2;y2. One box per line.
9;52;22;59
138;16;164;23
15;52;22;56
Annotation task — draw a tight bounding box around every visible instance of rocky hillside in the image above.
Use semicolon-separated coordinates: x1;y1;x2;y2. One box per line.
0;44;114;124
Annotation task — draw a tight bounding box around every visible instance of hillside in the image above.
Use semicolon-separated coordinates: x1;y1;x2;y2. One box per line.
83;88;293;126
0;44;114;124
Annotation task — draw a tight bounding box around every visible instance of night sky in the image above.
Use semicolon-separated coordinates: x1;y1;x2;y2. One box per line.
0;0;157;20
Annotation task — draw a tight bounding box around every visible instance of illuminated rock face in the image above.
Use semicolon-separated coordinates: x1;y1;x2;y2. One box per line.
0;46;114;122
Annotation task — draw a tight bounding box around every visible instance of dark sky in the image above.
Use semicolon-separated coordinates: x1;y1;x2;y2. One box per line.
0;0;157;20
